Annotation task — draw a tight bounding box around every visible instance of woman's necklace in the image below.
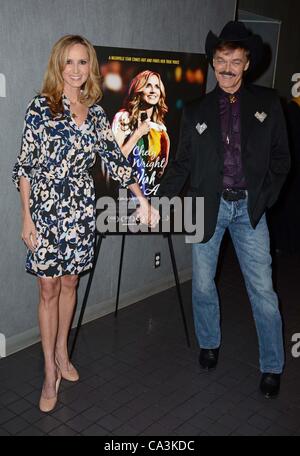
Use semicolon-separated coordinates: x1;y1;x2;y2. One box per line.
69;100;80;119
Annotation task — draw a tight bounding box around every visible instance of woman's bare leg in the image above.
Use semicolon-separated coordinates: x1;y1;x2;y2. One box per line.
55;274;79;370
38;277;61;398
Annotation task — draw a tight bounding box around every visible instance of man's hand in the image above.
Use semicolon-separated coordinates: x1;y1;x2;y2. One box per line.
136;199;160;228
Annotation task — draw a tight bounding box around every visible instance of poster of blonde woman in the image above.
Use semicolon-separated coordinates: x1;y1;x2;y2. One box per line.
112;70;170;197
92;46;208;207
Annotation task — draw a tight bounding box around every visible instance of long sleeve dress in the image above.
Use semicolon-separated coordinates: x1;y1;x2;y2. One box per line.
12;95;136;277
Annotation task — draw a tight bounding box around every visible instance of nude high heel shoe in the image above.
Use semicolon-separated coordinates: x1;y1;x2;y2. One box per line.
55;357;79;382
39;371;62;413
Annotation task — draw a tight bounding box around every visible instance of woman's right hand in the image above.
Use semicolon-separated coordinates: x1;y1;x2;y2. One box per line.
119;119;151;159
137;119;150;139
21;215;38;252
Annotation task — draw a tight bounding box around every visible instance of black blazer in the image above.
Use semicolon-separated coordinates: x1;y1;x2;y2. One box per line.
158;84;291;242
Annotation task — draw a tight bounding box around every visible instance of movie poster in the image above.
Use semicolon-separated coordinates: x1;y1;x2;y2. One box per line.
92;46;208;202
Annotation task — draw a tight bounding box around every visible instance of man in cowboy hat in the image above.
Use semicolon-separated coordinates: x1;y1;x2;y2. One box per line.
158;21;290;398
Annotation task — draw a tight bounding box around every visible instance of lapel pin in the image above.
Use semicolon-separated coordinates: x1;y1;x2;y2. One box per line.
255;111;267;123
196;122;207;135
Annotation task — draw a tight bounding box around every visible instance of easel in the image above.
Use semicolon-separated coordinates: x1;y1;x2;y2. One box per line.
70;232;191;357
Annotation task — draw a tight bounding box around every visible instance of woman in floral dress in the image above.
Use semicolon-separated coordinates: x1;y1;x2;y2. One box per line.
12;35;158;412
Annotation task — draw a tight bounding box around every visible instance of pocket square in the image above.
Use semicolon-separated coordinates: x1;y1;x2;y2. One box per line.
255;111;267;123
196;122;207;135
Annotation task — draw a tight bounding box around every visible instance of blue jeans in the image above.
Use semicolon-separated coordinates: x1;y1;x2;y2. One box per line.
192;196;284;374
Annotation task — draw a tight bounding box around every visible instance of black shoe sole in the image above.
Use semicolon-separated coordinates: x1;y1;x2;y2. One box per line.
199;364;217;371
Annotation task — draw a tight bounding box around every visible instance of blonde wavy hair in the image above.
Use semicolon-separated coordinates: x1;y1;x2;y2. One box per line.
122;70;168;130
41;35;102;116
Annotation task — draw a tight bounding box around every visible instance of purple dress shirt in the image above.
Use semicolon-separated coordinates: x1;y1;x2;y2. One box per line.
219;87;247;189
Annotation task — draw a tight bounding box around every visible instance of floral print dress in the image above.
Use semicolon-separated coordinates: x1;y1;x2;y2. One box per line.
12;95;135;277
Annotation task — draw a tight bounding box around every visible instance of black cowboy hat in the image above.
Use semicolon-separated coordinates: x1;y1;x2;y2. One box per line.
205;21;264;72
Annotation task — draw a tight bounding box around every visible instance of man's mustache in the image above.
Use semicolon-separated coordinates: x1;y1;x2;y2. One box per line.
219;71;236;77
